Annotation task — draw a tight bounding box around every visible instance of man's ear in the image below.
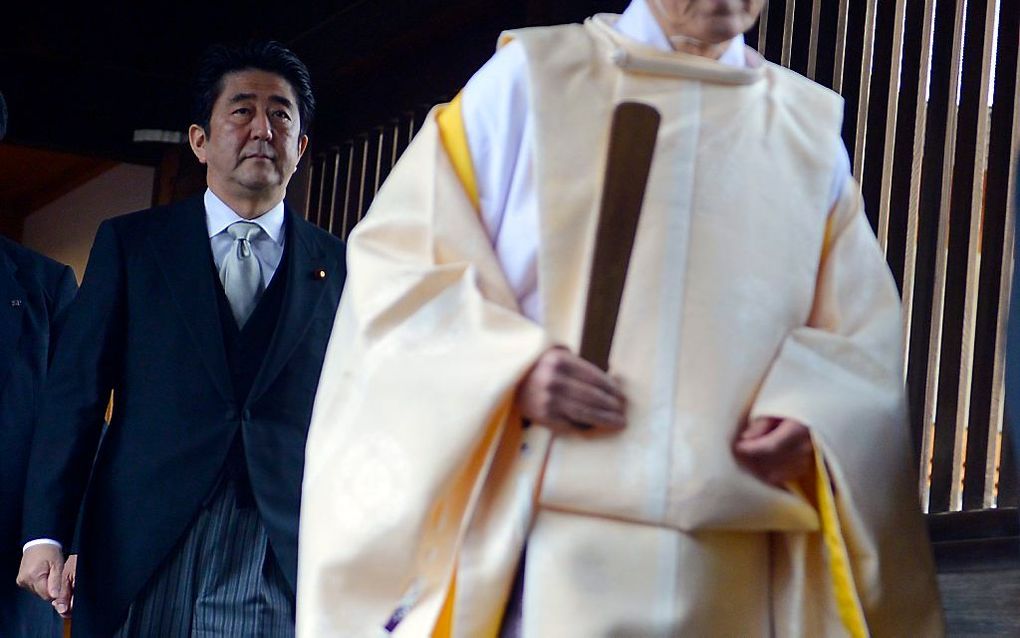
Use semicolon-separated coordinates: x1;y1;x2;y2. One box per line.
188;124;209;164
297;134;309;162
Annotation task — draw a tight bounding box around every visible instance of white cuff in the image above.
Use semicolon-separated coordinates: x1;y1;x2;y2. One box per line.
23;539;63;554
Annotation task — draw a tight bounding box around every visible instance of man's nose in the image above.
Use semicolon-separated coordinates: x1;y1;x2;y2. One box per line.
250;111;272;140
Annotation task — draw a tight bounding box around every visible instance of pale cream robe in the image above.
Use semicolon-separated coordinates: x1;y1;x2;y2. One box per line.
299;15;943;638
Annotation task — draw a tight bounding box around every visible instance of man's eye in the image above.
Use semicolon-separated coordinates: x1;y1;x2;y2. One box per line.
274;110;292;120
232;108;251;116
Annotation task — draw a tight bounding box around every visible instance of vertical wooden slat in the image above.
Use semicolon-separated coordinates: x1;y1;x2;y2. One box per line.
325;148;341;236
877;0;910;254
344;138;360;231
344;141;365;240
903;0;940;506
316;152;330;229
806;0;822;80
301;153;315;221
757;0;771;55
852;0;880;182
781;0;796;67
833;0;851;93
391;119;402;169
927;0;978;513
305;156;321;227
361;131;380;215
377;124;396;189
356;135;370;220
373;126;386;196
960;0;1007;511
338;143;354;240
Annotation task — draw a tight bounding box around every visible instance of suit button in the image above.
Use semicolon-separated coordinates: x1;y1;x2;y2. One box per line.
242;409;252;422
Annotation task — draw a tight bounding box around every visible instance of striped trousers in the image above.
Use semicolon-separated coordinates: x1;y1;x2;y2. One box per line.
113;477;294;637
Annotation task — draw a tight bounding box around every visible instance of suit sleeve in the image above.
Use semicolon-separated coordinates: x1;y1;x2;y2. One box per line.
22;221;126;546
46;265;78;363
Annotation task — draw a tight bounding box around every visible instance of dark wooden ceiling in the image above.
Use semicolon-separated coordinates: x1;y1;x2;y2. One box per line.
1;1;626;165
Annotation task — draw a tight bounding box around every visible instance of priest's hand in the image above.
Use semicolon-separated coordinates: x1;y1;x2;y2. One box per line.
733;416;814;486
516;346;626;433
51;554;76;618
16;544;64;603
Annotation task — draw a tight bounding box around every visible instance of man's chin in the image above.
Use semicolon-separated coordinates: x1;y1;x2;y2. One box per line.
236;171;282;191
706;19;751;41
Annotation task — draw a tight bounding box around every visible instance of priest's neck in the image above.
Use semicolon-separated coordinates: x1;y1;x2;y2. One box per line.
667;34;733;59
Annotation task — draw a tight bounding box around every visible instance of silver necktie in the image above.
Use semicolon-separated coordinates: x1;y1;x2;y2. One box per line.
219;221;265;326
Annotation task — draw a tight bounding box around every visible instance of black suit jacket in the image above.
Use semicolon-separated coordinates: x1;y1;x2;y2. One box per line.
0;237;76;571
21;196;345;637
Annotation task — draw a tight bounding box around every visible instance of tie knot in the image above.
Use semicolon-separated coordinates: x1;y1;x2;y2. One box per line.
226;221;263;242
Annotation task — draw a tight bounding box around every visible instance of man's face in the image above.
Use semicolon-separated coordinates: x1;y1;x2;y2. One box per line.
189;69;308;201
649;0;764;44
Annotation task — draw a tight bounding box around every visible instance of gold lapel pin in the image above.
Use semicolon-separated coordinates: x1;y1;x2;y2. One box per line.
313;268;327;280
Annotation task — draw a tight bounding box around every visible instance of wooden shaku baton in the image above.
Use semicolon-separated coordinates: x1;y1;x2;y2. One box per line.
578;101;662;373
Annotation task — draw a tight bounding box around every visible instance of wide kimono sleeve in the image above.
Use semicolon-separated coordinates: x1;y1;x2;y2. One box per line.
297;100;550;637
750;177;944;636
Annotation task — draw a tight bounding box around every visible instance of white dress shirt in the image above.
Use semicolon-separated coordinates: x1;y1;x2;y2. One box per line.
23;189;288;554
460;0;851;321
205;188;287;289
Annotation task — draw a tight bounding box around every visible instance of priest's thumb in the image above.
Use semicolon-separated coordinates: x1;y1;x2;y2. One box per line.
741;416;780;440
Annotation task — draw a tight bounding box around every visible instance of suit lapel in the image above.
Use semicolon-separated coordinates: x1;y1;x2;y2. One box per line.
0;246;26;392
149;197;234;404
247;208;332;404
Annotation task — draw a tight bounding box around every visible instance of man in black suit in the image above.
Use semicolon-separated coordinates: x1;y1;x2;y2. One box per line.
16;42;345;637
0;90;78;638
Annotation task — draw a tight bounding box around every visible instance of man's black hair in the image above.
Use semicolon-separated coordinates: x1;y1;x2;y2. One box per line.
0;92;8;141
192;40;315;137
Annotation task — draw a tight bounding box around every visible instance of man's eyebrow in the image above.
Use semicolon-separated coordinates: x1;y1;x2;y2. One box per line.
227;93;294;109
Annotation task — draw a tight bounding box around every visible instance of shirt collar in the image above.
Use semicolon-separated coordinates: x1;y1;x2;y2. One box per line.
204;188;286;245
616;0;747;67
